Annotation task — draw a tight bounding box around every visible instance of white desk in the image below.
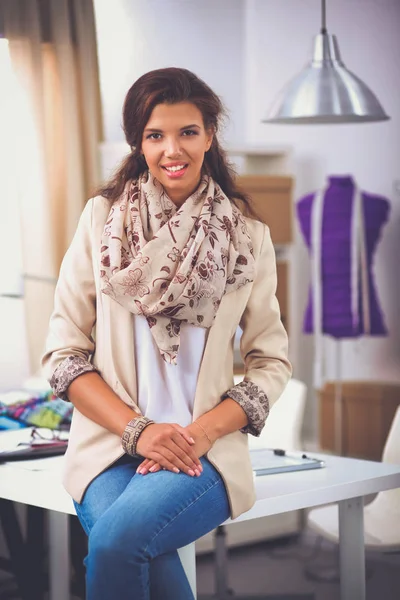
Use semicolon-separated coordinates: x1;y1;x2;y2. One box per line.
1;434;400;600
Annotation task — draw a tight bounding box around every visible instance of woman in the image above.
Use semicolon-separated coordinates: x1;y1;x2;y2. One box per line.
42;67;291;600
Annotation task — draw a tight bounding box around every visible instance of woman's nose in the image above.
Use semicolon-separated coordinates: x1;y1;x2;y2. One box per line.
164;137;182;158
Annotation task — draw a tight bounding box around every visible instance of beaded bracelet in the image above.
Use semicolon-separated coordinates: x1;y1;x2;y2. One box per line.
121;416;155;457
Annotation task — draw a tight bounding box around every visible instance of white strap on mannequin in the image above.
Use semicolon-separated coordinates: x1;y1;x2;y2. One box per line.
351;187;370;333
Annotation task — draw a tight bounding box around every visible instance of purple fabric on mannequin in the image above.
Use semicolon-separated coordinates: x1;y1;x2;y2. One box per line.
297;175;390;339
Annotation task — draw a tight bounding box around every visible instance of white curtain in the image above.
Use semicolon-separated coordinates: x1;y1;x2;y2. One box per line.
0;0;103;377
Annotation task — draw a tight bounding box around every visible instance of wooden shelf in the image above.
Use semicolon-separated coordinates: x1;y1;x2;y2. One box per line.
227;145;292;157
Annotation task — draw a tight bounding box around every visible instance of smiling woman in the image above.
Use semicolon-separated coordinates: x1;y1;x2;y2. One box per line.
42;66;291;600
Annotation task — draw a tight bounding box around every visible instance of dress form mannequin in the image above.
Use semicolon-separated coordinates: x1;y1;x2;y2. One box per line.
297;175;390;340
297;175;390;452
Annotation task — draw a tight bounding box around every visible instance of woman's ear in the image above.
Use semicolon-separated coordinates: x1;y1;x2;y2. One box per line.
205;129;214;152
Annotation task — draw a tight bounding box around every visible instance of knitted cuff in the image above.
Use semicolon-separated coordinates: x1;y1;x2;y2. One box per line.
121;417;155;457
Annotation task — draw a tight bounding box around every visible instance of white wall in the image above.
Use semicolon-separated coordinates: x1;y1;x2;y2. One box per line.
93;0;245;145
245;0;400;438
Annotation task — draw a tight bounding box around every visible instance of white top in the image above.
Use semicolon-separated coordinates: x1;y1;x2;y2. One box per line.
133;315;208;426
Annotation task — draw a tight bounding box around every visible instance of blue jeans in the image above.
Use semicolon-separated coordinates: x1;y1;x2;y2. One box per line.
73;454;230;600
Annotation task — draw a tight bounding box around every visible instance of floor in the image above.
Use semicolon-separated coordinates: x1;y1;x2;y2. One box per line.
195;531;400;600
0;531;399;599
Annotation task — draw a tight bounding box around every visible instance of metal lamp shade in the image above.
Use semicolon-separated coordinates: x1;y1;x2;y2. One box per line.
263;33;389;124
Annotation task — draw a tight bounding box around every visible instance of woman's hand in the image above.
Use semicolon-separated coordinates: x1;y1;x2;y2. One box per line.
135;422;203;476
137;422;213;476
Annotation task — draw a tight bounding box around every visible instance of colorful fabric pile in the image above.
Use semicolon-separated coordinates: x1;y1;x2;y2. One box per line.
0;389;72;430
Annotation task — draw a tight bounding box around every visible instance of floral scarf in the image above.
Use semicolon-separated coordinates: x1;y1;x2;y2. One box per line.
100;171;256;364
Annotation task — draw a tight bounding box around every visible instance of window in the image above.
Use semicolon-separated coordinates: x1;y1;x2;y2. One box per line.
0;39;35;387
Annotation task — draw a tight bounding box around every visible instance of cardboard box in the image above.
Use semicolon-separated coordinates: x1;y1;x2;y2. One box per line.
319;381;400;460
237;175;293;244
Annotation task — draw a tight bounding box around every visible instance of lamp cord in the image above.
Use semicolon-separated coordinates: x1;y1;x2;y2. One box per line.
321;0;327;34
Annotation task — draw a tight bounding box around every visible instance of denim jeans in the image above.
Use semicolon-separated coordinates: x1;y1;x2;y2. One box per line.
73;454;230;600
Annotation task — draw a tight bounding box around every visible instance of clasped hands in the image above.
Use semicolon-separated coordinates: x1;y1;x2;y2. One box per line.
135;421;212;477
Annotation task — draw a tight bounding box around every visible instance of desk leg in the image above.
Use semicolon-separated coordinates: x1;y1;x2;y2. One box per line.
338;497;365;600
27;506;45;599
48;511;70;600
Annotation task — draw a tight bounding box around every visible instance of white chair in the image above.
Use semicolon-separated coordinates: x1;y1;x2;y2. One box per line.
246;377;307;452
305;405;400;580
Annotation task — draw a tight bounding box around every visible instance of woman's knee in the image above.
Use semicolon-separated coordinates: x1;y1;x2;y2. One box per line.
88;509;150;565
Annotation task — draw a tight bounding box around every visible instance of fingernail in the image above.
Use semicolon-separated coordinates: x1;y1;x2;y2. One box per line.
195;469;201;477
188;469;195;477
189;437;195;443
173;468;180;474
137;468;143;474
149;466;156;472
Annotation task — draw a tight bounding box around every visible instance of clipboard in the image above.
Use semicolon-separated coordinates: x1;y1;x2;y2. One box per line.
250;448;325;477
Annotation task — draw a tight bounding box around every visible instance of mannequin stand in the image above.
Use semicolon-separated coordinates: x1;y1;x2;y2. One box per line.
334;341;343;456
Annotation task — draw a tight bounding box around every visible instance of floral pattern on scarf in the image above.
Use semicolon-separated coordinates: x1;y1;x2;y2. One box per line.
100;171;256;364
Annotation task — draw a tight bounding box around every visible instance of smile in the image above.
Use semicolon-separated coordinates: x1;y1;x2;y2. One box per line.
161;163;189;178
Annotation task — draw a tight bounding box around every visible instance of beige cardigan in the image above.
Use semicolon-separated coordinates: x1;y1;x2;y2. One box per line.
42;196;291;520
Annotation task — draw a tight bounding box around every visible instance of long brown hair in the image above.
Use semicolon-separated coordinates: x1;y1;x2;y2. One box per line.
97;67;250;211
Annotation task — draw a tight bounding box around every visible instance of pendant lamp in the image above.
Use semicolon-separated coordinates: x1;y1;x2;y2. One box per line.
263;0;389;124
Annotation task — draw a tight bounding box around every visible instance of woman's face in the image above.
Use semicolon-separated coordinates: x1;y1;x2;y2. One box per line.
141;101;213;207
